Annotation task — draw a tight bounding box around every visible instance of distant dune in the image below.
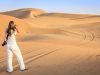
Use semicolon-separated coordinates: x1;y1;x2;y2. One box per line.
1;8;46;19
0;8;100;75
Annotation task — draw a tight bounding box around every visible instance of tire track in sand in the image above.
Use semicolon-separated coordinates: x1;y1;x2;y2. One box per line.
13;47;64;69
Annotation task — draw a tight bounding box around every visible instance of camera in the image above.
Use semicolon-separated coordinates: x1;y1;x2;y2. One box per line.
2;41;7;46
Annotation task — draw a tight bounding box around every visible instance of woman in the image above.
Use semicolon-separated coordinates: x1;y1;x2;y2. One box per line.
3;21;26;73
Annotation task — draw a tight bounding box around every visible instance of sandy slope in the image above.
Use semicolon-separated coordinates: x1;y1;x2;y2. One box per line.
0;8;100;75
0;13;35;44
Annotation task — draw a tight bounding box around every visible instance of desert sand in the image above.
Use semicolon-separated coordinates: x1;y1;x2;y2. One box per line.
0;8;100;75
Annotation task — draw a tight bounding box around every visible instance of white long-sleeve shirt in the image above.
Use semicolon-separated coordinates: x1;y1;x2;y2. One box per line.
6;30;17;45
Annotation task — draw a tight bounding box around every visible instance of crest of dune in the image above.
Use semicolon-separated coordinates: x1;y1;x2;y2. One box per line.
1;8;46;19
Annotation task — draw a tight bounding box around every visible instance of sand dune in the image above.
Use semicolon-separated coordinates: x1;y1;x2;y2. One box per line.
1;8;45;19
0;8;100;75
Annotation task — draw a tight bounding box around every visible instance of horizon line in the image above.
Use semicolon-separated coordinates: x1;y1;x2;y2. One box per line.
0;7;100;16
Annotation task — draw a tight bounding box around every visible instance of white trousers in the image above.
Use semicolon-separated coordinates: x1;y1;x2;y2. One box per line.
6;44;25;72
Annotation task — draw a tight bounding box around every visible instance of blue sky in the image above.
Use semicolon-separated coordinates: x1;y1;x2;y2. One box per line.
0;0;99;15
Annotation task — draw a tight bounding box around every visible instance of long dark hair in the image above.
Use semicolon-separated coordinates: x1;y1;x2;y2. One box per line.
6;21;16;36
